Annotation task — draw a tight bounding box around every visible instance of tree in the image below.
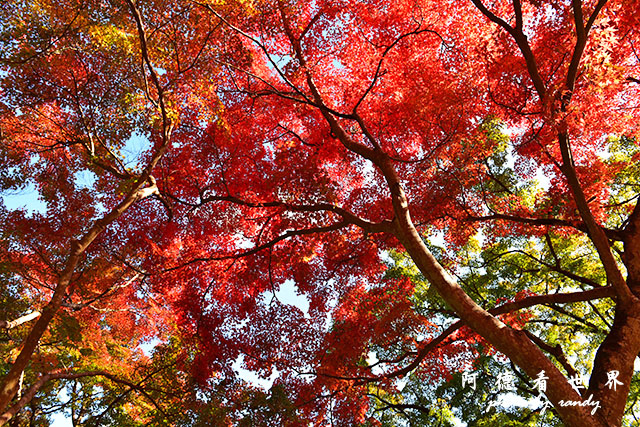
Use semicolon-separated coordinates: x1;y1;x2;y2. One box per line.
1;0;639;425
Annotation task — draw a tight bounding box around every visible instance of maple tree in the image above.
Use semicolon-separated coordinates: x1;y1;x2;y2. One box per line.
1;0;640;425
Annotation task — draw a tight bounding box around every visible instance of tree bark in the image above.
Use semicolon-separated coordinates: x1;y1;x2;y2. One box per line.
376;154;608;426
0;182;159;414
0;313;41;330
0;1;172;414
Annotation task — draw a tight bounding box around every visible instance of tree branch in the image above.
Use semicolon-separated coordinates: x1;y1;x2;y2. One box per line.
0;370;165;425
324;287;613;383
0;312;41;330
379;287;612;379
198;194;393;234
466;210;624;241
471;0;546;98
558;134;632;303
163;221;351;272
0;2;173;412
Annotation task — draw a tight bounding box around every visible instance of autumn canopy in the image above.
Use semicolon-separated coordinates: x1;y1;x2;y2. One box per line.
1;0;640;425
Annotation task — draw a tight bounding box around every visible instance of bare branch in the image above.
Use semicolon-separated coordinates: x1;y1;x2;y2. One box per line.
0;370;165;425
198;194;393;234
0;312;41;330
523;331;577;381
353;25;445;113
322;287;613;383
466;212;624;241
565;0;608;101
163;221;351;272
471;0;546;98
558;134;632;303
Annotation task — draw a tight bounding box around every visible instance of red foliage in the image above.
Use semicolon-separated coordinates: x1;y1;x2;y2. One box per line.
1;0;639;424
